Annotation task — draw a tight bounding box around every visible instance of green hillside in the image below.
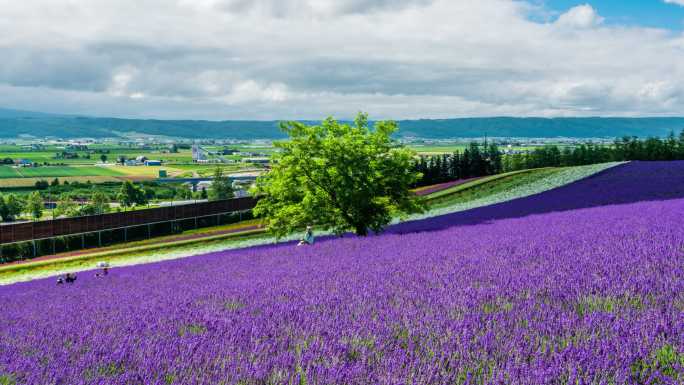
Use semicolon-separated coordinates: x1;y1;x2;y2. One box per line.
1;108;683;139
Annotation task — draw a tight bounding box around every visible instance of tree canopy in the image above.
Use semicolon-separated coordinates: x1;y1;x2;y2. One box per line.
26;191;44;220
253;113;423;237
0;193;24;222
54;193;79;218
117;181;148;208
209;167;233;201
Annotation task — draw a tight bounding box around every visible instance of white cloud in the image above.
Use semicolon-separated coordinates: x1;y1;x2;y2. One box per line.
555;4;604;28
0;0;682;119
664;0;684;6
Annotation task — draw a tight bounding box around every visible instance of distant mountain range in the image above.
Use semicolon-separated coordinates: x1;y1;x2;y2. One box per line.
1;108;684;139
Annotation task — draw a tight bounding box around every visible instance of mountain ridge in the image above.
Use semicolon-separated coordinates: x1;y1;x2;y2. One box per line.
1;108;683;139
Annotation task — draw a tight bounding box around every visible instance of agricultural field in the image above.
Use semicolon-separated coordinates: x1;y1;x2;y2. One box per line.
1;161;683;384
0;165;127;181
0;144;195;165
15;166;124;178
0;176;122;188
0;143;262;185
0;167;19;178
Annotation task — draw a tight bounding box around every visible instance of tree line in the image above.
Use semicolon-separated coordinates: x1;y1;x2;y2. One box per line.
502;131;684;172
413;131;684;186
412;142;503;186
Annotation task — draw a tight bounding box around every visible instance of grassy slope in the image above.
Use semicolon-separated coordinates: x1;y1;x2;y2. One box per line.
422;169;541;200
0;163;621;284
425;168;561;208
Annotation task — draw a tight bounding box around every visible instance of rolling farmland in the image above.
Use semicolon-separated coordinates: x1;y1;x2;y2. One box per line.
12;166;124;178
1;161;683;384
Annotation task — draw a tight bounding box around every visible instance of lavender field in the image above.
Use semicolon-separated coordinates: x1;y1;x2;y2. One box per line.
1;161;684;384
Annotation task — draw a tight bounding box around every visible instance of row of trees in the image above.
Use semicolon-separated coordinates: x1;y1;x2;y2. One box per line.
413;131;684;184
412;142;503;186
0;191;111;222
503;131;684;172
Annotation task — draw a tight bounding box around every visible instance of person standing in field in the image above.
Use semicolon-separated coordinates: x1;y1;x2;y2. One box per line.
298;226;315;246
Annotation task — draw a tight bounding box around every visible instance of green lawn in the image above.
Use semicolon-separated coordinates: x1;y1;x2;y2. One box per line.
0;146;195;165
0;167;20;178
1;166;125;179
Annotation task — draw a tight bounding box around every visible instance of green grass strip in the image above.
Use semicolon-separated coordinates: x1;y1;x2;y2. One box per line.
423;168;544;201
426;168;560;208
0;228;265;276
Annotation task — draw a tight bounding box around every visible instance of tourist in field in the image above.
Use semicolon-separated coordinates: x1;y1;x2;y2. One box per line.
64;273;77;284
56;275;64;285
95;261;110;277
298;226;315;246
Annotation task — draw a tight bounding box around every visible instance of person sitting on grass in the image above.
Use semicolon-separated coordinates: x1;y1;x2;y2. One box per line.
297;226;315;246
95;261;110;278
65;273;77;284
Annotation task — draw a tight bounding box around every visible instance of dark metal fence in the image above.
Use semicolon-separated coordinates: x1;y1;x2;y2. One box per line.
0;197;257;245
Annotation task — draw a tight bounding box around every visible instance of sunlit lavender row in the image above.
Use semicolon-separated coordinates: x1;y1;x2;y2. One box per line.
1;161;684;384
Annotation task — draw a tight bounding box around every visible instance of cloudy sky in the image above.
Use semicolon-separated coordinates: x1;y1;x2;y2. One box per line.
1;0;684;120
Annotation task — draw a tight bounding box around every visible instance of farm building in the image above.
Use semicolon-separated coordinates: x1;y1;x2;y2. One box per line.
145;160;162;166
242;157;270;165
15;159;32;167
195;159;226;164
190;181;213;192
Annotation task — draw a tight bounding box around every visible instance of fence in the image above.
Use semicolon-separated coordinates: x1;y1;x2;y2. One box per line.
0;197;258;245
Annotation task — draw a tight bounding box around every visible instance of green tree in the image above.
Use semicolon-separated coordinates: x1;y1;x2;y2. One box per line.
54;193;79;218
209;167;233;201
176;187;192;200
26;191;44;220
253;113;423;237
34;180;49;190
145;188;156;203
3;194;24;221
51;178;60;187
0;194;7;221
91;191;110;214
100;154;108;163
117;181;147;208
78;191;110;216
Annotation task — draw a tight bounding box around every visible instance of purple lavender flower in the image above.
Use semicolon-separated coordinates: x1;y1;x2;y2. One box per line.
1;161;683;384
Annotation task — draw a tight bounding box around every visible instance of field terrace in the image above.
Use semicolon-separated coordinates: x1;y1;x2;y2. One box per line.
1;161;683;384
